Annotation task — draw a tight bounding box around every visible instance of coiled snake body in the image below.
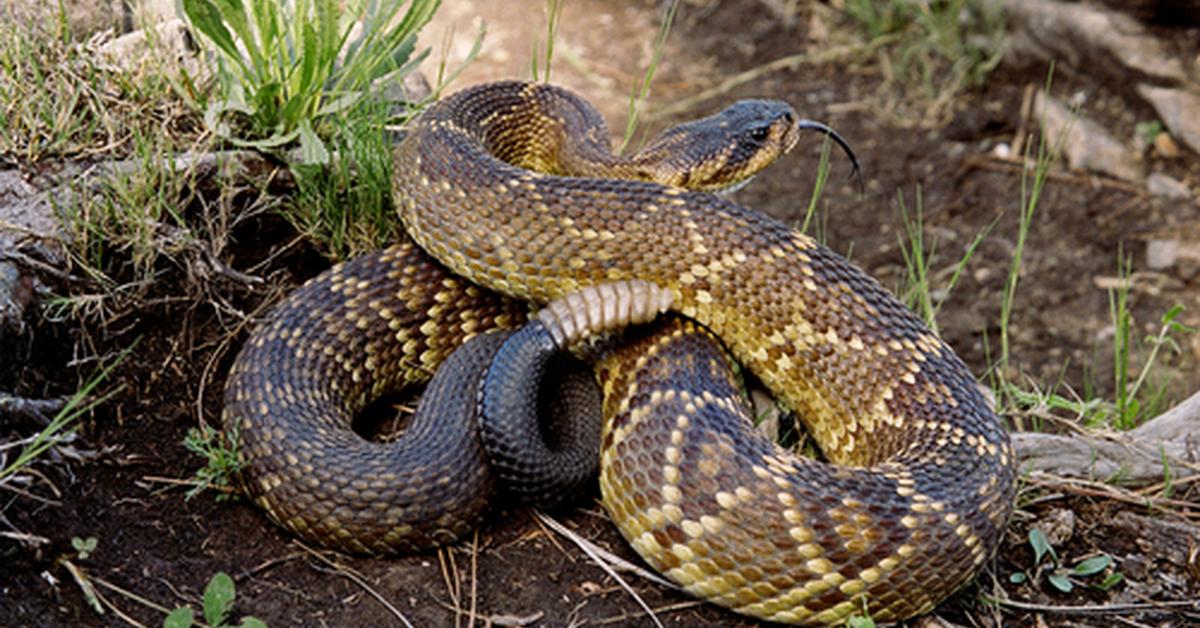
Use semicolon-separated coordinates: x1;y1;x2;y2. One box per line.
227;80;1015;625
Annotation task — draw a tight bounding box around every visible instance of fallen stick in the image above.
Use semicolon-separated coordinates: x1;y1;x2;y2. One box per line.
1012;390;1200;486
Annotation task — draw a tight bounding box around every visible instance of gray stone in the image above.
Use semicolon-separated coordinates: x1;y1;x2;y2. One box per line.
995;0;1191;84
1034;91;1143;181
1137;84;1200;156
1146;173;1192;199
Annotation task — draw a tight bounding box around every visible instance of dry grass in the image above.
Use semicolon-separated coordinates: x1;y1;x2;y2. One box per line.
0;4;197;165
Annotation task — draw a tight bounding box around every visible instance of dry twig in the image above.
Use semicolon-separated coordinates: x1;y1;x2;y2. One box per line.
535;511;668;628
296;542;415;628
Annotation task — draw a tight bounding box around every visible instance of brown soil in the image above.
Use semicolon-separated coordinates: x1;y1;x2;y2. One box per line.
3;1;1199;627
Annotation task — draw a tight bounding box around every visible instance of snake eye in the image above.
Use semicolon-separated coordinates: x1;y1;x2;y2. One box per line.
748;126;771;143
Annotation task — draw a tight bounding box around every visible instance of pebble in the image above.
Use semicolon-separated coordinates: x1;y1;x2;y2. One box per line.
1153;131;1181;158
1145;173;1191;199
1040;508;1077;546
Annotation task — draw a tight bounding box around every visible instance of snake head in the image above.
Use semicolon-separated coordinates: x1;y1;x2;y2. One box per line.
632;99;801;193
631;100;860;194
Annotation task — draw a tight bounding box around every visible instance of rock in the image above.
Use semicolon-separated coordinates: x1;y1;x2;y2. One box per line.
1145;173;1192;199
994;0;1190;85
1039;508;1076;547
0;170;36;206
1137;85;1200;156
0;170;62;247
1034;91;1143;181
0;260;34;339
96;18;201;79
0;169;61;349
992;0;1200;158
1146;238;1200;274
129;0;177;26
1146;240;1180;270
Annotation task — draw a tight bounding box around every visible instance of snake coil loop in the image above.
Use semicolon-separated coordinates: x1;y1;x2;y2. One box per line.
226;80;1015;626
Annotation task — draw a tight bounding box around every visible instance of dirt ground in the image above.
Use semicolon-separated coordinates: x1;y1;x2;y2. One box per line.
2;1;1200;627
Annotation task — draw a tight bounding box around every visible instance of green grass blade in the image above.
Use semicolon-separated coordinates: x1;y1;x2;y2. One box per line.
930;216;994;324
0;346;131;483
801;137;833;235
540;0;563;82
620;0;680;154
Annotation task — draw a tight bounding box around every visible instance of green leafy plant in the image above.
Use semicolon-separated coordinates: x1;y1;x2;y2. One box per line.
1009;528;1123;593
181;0;439;163
184;425;244;501
165;572;266;628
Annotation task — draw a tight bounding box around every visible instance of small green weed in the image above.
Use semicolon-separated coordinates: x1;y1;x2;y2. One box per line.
846;615;876;628
997;108;1061;386
427;22;486;104
842;0;1004;123
990;70;1070;415
1100;252;1194;429
184;424;244;501
181;0;439;163
164;572;266;628
1108;249;1135;424
1134;120;1163;149
1008;528;1123;593
64;132;202;287
1160;448;1175;499
71;536;98;560
846;595;876;627
999;378;1104;434
531;0;564;82
800;137;835;238
1001;281;1193;432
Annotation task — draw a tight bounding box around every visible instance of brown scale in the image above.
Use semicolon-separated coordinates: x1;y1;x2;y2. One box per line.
390;81;1016;625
